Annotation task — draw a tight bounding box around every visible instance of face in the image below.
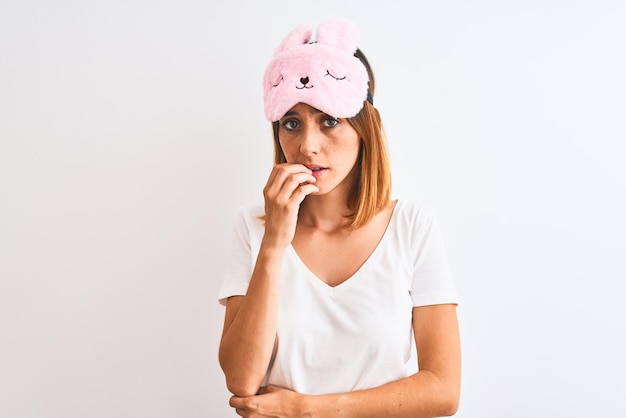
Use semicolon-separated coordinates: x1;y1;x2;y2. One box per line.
278;103;361;197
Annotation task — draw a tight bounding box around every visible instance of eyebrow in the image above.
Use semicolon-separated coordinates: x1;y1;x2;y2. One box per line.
283;107;324;118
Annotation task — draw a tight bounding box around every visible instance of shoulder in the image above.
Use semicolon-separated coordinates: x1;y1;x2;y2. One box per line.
235;202;265;220
392;199;438;227
231;202;266;237
390;200;446;252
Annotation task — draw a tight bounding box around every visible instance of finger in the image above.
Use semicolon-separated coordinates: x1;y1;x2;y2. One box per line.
261;384;280;393
265;163;313;191
266;163;311;184
229;396;250;410
290;183;319;204
269;166;315;190
266;172;316;202
280;172;317;195
280;162;314;174
256;384;279;394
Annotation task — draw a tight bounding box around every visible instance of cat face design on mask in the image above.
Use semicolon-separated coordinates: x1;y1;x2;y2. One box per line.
263;19;369;122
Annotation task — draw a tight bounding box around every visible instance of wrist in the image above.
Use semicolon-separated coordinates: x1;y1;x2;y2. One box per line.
260;234;291;252
304;393;345;418
300;393;317;417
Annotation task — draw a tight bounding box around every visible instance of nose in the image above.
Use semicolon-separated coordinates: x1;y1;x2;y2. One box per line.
300;77;309;85
299;124;321;156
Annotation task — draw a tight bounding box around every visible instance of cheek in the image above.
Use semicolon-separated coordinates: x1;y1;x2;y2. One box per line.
278;138;297;161
336;133;361;159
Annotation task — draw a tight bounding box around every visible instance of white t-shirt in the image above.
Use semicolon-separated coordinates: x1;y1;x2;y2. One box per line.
218;200;458;395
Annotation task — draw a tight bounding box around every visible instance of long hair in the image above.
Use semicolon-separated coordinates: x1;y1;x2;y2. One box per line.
270;49;392;228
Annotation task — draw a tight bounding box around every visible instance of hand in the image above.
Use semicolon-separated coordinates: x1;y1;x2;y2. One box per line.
262;163;318;249
229;385;311;418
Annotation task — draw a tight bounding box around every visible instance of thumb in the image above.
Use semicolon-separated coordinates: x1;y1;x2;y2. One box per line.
258;384;280;394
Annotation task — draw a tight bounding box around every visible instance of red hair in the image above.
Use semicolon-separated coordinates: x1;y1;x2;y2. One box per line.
271;49;392;228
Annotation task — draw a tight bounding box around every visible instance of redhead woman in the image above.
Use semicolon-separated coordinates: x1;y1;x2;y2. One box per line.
218;18;461;418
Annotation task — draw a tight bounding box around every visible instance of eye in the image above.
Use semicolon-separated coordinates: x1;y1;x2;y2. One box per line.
324;70;346;81
322;118;338;128
281;119;300;131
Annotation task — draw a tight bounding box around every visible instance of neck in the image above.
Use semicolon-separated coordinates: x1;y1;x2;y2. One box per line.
297;192;352;232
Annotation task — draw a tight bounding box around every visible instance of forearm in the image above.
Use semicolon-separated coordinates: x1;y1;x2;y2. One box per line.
309;370;460;418
309;306;462;418
219;243;285;396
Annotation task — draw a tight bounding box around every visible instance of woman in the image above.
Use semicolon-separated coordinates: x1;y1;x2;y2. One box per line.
219;18;461;417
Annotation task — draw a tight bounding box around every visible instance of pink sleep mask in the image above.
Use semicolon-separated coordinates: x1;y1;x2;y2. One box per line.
263;18;370;122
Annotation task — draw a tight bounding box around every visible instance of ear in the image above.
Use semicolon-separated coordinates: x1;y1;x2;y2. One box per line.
274;24;312;54
315;18;359;53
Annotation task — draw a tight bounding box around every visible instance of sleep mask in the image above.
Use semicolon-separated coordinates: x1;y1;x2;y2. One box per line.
263;18;370;122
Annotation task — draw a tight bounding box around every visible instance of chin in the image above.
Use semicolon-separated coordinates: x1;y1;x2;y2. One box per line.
308;186;330;196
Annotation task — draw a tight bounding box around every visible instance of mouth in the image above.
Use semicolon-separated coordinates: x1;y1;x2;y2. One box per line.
306;165;327;178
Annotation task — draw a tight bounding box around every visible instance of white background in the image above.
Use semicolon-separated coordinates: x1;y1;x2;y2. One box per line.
1;1;625;417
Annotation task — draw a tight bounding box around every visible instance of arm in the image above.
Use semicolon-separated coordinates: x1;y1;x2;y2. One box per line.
218;164;318;397
230;304;461;417
218;250;283;397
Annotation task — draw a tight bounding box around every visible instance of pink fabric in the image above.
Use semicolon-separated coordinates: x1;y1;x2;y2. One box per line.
263;19;369;122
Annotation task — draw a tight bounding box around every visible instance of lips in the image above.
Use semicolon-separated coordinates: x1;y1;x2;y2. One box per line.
305;165;327;178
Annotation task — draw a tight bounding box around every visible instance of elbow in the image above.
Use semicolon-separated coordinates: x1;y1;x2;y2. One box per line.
224;377;261;398
414;371;460;416
218;347;264;397
429;393;459;417
435;383;461;416
220;360;261;397
437;396;460;417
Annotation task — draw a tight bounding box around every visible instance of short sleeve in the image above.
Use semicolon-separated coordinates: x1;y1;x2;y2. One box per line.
217;206;261;305
409;206;459;307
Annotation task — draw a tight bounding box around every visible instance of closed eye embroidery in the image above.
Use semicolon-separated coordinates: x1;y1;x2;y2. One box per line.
273;76;284;87
325;70;346;81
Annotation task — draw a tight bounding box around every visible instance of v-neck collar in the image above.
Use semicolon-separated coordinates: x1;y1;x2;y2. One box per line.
286;200;400;295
